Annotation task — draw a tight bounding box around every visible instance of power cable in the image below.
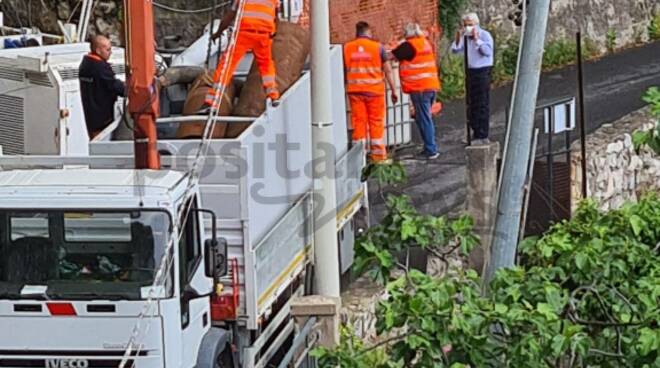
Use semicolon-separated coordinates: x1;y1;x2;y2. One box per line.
66;0;83;24
153;1;231;14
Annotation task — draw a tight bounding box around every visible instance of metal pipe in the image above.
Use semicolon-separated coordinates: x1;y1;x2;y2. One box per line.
564;106;571;164
486;0;552;283
518;128;539;247
0;26;64;40
547;109;555;223
576;32;588;199
156;115;257;123
463;35;472;145
310;0;340;298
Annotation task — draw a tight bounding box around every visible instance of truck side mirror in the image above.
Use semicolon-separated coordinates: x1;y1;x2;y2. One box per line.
191;208;228;279
205;237;227;278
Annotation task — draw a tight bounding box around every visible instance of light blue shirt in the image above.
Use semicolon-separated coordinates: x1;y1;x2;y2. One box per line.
451;26;494;69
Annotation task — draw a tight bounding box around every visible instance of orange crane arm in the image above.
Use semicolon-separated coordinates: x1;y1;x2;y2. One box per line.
125;0;161;169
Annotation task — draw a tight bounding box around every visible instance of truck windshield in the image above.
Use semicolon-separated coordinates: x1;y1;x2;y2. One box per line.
0;210;172;300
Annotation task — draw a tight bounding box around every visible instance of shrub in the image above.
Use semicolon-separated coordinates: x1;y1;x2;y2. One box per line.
633;87;660;155
315;183;660;367
606;28;617;53
439;55;466;101
543;39;578;69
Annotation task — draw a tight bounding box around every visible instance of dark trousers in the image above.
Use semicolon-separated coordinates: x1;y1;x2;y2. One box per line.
467;67;492;139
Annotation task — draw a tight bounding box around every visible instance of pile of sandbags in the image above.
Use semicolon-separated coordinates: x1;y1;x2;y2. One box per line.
175;21;310;139
228;21;311;137
175;71;235;139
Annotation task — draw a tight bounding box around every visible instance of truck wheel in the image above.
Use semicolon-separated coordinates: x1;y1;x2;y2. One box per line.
215;350;233;368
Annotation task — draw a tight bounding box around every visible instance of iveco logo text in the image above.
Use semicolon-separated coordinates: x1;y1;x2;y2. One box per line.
45;359;89;368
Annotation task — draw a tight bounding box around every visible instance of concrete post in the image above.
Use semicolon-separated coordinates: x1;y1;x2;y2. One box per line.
290;295;341;349
486;0;552;283
465;142;500;275
310;0;341;297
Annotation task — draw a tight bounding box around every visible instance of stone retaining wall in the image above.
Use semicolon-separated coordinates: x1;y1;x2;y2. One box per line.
571;108;660;212
472;0;660;51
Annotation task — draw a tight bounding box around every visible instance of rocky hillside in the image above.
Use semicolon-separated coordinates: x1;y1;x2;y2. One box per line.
471;0;659;50
0;0;227;47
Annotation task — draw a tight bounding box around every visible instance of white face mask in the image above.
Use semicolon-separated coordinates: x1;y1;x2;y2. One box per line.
465;25;475;35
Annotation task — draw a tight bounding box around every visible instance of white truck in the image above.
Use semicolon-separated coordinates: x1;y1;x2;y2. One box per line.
0;43;367;367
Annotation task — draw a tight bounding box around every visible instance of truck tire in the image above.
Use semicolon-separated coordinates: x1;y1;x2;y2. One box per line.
195;327;231;368
215;350;233;368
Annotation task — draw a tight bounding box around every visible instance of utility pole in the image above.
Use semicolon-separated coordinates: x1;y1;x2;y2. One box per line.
485;0;551;282
310;0;340;297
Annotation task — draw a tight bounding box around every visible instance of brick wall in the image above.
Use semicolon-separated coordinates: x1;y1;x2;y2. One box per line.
297;0;439;47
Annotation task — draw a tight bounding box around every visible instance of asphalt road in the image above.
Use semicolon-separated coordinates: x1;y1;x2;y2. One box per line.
369;40;660;223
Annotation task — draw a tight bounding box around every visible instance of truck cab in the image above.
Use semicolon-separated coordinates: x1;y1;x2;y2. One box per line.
0;168;229;367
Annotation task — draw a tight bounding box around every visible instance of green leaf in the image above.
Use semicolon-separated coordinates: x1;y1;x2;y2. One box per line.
551;334;567;355
536;303;558;321
575;253;588;270
630;214;646;236
400;219;417;240
494;303;509;314
637;328;659;356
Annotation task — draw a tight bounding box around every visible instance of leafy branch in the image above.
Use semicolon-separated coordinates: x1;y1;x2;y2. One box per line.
315;192;660;367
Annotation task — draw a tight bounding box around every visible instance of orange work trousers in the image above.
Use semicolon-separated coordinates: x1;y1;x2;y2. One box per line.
206;30;279;108
349;94;387;162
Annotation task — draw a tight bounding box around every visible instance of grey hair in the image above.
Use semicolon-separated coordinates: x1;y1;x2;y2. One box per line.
403;23;423;38
463;12;480;24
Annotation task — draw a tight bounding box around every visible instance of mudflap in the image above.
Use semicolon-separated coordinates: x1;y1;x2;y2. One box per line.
195;327;232;368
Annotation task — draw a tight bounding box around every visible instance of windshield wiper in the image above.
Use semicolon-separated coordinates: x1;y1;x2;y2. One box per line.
46;291;129;301
0;291;22;299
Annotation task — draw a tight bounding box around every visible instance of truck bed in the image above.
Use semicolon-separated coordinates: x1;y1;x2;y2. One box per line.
90;46;366;329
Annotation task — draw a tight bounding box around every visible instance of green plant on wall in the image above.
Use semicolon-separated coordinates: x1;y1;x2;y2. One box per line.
633;87;660;155
606;28;617;53
542;39;578;69
438;0;469;40
648;13;660;41
439;56;466;101
493;36;520;83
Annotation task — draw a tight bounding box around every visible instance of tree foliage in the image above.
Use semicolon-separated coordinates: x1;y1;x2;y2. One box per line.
314;194;660;367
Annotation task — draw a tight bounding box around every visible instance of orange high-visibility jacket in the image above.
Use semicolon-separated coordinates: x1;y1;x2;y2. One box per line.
239;0;278;33
343;37;385;96
399;36;440;93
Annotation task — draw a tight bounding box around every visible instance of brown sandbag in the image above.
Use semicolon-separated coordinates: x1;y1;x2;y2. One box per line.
175;71;235;139
227;22;311;138
160;66;206;87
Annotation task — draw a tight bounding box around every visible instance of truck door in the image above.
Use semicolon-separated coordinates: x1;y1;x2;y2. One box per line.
178;198;212;365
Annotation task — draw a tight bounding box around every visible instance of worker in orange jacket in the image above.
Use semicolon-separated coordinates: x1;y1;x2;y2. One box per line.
203;0;280;112
390;23;441;159
344;21;398;163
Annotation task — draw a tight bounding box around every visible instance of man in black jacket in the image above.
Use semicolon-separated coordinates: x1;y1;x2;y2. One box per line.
79;35;126;139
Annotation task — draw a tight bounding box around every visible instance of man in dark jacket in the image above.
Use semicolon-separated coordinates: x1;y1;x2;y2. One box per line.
79;35;126;139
